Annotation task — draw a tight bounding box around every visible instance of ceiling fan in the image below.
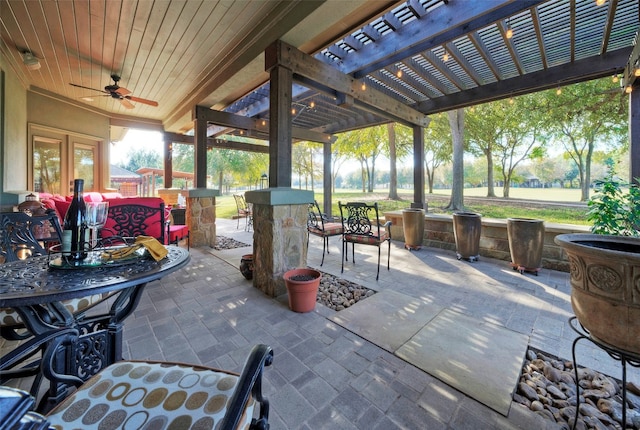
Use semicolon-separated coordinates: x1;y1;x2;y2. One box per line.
70;74;158;109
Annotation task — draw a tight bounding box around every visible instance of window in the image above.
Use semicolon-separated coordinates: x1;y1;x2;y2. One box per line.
29;125;102;194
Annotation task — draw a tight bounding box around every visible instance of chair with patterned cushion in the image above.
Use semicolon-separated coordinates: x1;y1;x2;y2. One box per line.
307;201;343;266
338;201;392;280
41;343;273;430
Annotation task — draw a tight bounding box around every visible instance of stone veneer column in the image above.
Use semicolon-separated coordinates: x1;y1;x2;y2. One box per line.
246;188;313;297
184;188;220;247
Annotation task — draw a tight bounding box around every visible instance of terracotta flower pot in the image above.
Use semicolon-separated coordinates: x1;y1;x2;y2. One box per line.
284;268;322;313
555;233;640;354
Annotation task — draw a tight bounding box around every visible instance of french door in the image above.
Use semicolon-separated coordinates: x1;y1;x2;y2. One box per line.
30;125;101;195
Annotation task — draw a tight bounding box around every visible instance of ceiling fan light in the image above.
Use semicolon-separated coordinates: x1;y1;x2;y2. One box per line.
22;51;40;70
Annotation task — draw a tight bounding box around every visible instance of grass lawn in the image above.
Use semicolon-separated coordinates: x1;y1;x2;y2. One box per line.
215;187;592;226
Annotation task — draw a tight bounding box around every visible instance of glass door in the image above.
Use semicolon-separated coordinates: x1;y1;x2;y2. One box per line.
33;137;62;195
72;141;98;192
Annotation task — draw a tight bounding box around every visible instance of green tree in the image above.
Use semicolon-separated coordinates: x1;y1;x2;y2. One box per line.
492;95;546;198
386;123;413;199
543;78;627;201
424;113;452;194
465;103;504;197
118;148;162;172
336;126;386;193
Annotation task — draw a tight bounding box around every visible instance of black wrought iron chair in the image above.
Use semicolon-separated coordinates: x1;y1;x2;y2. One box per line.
234;194;253;231
0;211;112;340
307;201;343;266
338;201;392;280
0;211;115;403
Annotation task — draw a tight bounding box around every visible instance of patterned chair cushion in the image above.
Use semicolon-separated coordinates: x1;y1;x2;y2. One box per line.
0;294;112;327
46;361;255;430
308;222;343;237
344;229;389;245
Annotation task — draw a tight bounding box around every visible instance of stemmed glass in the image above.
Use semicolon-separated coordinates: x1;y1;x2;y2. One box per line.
85;201;109;250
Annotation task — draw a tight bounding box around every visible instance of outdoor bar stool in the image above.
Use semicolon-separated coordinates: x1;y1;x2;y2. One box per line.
338;201;392;280
307;200;343;266
42;343;273;430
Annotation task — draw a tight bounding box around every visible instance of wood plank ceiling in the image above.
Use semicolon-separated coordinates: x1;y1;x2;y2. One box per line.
1;0;638;139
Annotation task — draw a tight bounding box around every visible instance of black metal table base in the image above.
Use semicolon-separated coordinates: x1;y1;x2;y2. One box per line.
569;316;640;430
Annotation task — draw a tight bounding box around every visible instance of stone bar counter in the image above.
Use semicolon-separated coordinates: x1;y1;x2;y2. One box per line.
246;188;313;297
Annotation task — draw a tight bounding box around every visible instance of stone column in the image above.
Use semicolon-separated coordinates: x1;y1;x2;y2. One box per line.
246;188;313;297
184;188;220;247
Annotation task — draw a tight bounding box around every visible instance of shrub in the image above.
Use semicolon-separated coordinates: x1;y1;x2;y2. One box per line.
587;165;640;236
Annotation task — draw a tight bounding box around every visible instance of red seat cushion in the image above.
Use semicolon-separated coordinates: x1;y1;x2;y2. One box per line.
309;222;343;237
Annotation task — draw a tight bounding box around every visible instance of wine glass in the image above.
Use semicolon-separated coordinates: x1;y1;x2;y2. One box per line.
85;201;109;250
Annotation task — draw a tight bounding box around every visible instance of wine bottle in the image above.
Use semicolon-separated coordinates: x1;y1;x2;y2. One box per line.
62;179;88;262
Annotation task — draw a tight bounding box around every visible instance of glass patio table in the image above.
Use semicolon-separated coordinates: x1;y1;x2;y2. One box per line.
0;246;190;410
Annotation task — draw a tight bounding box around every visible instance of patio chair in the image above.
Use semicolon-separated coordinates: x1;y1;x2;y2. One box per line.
38;340;274;429
166;206;190;250
307;200;343;266
338;201;392;280
234;194;253;231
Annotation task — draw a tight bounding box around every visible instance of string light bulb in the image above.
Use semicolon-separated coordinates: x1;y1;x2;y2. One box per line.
612;75;619;83
595;0;606;5
309;101;315;109
625;85;633;94
634;68;640;77
291;108;296;115
443;51;449;62
509;97;514;104
361;81;366;91
261;120;266;126
505;27;514;39
505;18;514;39
397;69;403;78
556;87;562;95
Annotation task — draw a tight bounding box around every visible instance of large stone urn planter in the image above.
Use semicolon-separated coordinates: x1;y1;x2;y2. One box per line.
402;208;425;250
555;233;640;355
453;212;481;261
507;218;545;275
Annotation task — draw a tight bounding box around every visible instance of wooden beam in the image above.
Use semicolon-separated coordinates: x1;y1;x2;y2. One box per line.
338;0;545;78
265;40;429;127
416;47;632;114
193;105;336;143
164;132;269;154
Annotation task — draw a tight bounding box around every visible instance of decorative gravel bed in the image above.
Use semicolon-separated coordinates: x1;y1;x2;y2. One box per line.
315;269;376;311
515;347;640;429
214;236;250;250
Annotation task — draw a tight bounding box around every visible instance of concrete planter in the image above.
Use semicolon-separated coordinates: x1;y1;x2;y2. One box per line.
402;208;425;250
507;218;545;275
555;233;640;355
453;212;481;261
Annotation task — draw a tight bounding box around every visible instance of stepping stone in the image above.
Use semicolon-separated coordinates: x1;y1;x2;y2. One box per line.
396;308;529;416
330;290;442;352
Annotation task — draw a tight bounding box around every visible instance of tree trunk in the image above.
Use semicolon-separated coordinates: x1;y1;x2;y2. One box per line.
446;109;465;211
486;153;496;197
387;123;398;199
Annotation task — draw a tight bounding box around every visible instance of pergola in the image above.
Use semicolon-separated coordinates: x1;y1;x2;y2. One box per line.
178;0;640;214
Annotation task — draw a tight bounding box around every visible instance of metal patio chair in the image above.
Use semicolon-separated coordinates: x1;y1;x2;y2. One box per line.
307;200;343;266
338;201;392;280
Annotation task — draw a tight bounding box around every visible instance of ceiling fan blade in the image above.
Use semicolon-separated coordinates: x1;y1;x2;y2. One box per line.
115;87;131;96
125;95;159;107
119;98;135;109
70;83;107;94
